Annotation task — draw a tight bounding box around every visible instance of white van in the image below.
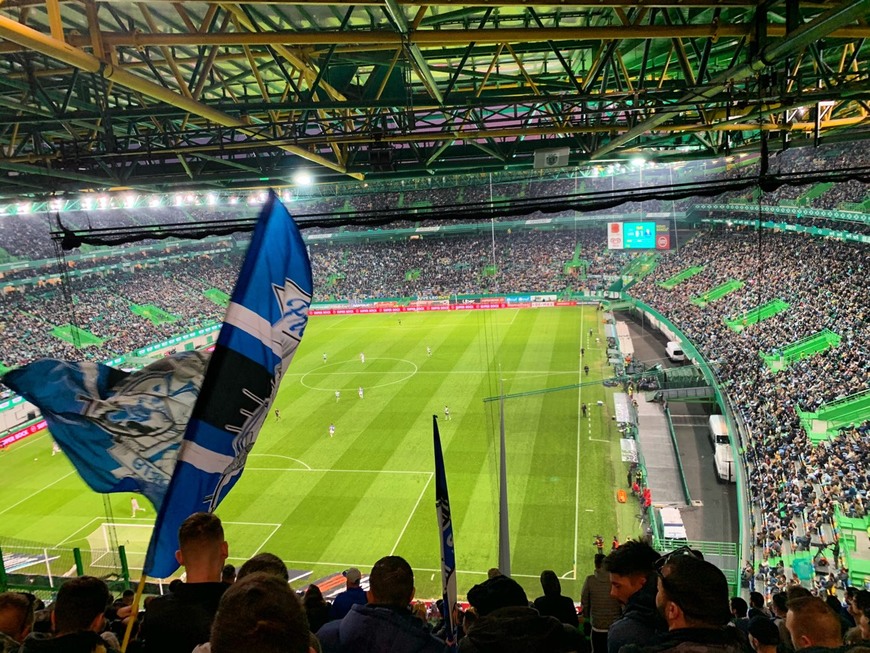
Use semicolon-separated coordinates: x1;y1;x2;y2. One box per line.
708;415;735;482
665;341;685;362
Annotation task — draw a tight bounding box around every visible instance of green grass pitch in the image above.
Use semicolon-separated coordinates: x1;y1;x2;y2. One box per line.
0;306;639;599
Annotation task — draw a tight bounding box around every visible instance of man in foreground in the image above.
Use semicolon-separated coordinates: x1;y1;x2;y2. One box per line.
317;555;446;653
142;513;229;653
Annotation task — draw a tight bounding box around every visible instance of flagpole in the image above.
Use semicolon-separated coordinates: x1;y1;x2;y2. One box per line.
498;377;511;576
121;574;148;652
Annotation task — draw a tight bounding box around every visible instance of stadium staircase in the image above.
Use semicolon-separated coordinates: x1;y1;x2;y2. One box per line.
797;183;834;204
690;279;745;307
724;299;790;333
834;509;870;588
759;329;842;373
658;265;705;290
795;388;870;442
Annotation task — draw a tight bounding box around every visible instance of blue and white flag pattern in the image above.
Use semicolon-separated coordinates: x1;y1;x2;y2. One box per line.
433;415;458;650
1;352;208;505
144;191;311;577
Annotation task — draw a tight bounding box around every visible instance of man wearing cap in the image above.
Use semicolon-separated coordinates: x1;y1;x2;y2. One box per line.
317;556;445;653
328;567;367;622
459;574;584;652
619;553;747;653
747;616;780;653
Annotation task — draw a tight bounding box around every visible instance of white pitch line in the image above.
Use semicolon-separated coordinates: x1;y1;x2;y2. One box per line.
287;369;580;377
588;437;609;443
246;467;432;475
252;523;283;556
249;453;312;470
0;470;76;517
390;472;433;556
55;516;101;547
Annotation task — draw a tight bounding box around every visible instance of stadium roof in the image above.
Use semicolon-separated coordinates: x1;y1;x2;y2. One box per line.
1;0;870;198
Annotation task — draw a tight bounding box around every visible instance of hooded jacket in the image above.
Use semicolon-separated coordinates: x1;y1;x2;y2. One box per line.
458;606;584;653
608;580;667;653
316;603;446;653
618;625;750;653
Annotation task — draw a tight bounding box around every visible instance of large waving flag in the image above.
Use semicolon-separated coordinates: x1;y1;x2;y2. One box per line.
433;416;458;651
144;191;311;577
1;191;311;579
2;352;208;506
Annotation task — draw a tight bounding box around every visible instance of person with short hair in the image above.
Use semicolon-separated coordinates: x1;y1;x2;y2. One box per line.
771;592;794;652
748;592;769;619
604;540;665;653
237;552;289;581
0;592;34;652
747;616;779;653
620;553;746;653
317;556;446;653
142;513;229;653
581;554;622;653
327;568;366;622
195;573;315;653
731;597;750;635
221;564;236;585
785;597;843;652
20;576;114;653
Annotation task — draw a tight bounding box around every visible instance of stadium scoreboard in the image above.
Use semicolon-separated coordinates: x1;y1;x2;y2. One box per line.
607;221;671;250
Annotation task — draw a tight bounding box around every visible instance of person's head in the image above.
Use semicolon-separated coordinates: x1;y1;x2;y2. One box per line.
785;586;811;602
604;540;661;605
786;596;843;650
303;584;326;608
487;568;502;579
367;556;415;608
749;591;766;610
52;576;111;636
0;592;34;643
467;575;528;616
342;567;362;589
210;573;313;653
539;570;561;597
176;512;228;582
655;554;731;630
238;553;288;582
748;616;780;652
593;553;606;570
221;564;236;585
771;592;789;617
731;597;749;618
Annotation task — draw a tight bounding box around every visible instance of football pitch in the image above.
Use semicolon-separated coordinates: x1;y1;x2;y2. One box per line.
0;306;639;599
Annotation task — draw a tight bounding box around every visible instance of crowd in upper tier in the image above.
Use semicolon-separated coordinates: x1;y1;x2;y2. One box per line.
630;226;870;596
0;228;630;368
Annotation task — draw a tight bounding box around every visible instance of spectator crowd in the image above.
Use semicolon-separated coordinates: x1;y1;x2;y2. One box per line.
3;513;870;653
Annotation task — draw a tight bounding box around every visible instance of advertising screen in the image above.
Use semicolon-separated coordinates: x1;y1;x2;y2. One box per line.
607;222;670;250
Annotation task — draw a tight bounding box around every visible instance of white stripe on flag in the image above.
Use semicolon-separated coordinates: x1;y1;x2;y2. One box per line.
178;441;235;474
224;302;283;359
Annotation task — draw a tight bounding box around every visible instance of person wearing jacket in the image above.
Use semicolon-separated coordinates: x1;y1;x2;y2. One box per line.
19;577;117;653
317;555;446;653
619;553;748;653
459;573;584;653
604;540;666;653
582;554;623;653
534;570;579;628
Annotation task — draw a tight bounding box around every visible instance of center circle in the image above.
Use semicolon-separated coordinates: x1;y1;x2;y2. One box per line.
299;357;419;392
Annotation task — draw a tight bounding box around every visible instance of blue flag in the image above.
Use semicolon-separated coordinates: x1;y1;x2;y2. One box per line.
144;192;311;577
1;192;311;580
433;415;458;650
1;352;208;505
